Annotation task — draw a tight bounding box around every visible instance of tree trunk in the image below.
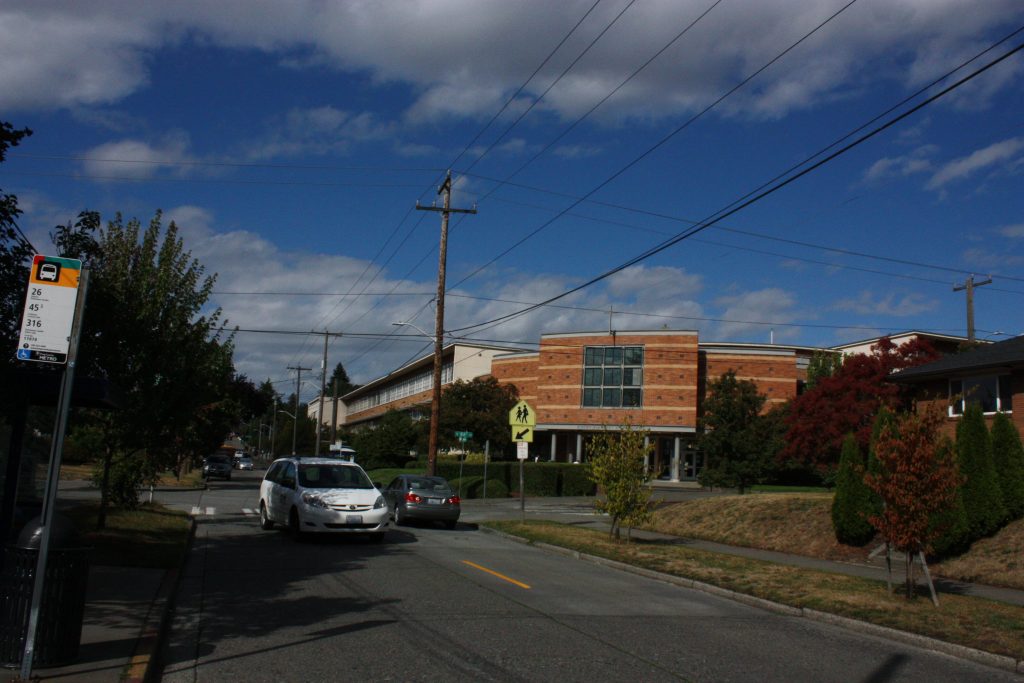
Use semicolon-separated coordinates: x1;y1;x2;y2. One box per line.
905;552;915;600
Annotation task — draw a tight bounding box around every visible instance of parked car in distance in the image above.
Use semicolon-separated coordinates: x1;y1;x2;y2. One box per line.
203;454;232;481
234;455;254;470
382;474;460;529
258;456;388;541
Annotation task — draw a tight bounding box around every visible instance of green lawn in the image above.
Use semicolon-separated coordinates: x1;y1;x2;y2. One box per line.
63;502;192;568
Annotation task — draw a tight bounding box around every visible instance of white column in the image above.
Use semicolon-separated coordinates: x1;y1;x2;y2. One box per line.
550;432;557;462
643;435;650;473
671;436;680;482
576;433;583;463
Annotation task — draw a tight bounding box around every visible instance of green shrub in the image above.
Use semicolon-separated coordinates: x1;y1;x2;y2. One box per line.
990;412;1024;520
449;476;509;499
561;463;596;496
930;440;971;559
831;433;876;546
956;404;1007;539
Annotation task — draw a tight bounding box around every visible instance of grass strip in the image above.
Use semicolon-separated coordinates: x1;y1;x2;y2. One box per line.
63;502;192;569
486;520;1024;660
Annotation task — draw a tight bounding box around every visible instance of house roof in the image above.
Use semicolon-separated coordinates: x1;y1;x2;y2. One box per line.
890;334;1024;382
830;330;972;351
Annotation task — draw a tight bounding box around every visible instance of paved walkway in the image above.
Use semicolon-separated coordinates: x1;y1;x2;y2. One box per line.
4;493;1022;682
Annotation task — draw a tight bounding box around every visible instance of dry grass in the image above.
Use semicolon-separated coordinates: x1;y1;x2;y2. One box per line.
490;520;1024;660
59;464;204;488
646;493;1024;590
64;502;192;568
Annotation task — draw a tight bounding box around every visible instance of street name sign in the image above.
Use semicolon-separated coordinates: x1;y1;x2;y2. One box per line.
454;430;473;442
16;255;82;364
509;400;535;427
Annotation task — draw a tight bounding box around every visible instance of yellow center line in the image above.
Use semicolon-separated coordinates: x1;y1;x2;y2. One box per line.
462;560;531;589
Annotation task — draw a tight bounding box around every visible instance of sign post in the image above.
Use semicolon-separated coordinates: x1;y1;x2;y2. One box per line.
18;259;88;680
509;401;536;520
454;431;472;497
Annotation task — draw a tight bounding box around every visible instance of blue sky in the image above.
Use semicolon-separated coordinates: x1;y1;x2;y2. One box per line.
3;1;1024;399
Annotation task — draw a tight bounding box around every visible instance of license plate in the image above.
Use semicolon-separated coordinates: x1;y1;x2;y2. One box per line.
346;515;363;524
429;498;443;504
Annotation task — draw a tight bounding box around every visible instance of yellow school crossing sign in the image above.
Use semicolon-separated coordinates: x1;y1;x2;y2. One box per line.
509;400;535;442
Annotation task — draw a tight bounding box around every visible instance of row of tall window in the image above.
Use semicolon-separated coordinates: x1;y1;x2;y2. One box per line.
348;362;453;413
949;375;1012;415
582;345;644;408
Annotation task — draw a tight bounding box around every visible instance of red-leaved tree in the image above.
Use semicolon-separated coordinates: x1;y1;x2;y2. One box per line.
864;407;962;599
783;337;939;472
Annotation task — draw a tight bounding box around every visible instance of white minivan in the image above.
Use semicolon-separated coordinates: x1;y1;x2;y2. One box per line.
259;457;388;541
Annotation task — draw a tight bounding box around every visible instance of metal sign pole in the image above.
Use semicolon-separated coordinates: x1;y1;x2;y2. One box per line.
519;458;525;521
20;267;89;679
482;440;489;502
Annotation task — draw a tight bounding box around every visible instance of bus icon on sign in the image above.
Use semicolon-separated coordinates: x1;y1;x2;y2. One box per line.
37;262;60;282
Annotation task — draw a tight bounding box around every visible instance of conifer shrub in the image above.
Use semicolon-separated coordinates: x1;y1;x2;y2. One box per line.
956;404;1007;539
831;433;876;545
990;412;1024;520
928;438;971;558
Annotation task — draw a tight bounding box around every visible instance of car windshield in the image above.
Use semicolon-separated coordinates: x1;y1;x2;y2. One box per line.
407;477;452;494
298;464;374;489
208;456;230;465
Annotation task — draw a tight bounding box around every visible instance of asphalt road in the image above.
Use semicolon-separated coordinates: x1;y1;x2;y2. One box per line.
150;471;1016;682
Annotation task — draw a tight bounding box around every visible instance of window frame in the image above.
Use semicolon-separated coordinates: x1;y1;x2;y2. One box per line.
949;374;1013;416
581;344;644;409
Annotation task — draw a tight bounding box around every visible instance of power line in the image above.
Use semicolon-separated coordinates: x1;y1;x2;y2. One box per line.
451;34;1024;336
448;0;860;292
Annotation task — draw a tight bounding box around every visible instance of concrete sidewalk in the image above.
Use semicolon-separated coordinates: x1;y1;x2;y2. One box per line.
4;494;1023;682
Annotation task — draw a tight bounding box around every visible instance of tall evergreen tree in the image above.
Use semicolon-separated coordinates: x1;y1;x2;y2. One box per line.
956;404;1007;539
990;412;1024;520
698;371;768;493
831;433;876;545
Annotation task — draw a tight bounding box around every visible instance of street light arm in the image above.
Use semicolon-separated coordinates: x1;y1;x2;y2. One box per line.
392;320;437;342
277;409;295;419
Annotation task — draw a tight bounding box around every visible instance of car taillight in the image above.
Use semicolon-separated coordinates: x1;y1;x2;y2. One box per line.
405;492;422;503
448;496;461;505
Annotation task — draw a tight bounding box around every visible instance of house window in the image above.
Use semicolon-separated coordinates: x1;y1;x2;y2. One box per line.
949;375;1013;415
582;345;643;408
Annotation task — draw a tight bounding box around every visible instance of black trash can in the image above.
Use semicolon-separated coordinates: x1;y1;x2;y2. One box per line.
0;515;91;668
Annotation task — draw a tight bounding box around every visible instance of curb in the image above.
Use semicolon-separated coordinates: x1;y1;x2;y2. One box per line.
123;517;198;683
478;525;1024;676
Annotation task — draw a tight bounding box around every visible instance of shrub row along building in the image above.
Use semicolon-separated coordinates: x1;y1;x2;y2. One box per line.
310;329;976;483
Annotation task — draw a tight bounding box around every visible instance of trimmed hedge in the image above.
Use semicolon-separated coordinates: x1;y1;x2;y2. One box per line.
433;461;595;497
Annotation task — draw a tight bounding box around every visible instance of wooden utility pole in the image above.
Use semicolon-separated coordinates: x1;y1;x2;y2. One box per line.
416;170;476;475
315;331;328;455
953;275;991;343
287;365;311;455
330;378;339;446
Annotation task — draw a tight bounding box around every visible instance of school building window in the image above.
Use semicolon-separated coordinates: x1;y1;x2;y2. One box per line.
582;345;643;407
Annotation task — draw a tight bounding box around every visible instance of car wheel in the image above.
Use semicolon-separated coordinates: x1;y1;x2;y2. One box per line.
289;508;304;540
259;502;274;530
393;506;404;526
443;520;457;530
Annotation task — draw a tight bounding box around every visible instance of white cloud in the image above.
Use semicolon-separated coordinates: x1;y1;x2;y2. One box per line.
245;106;394;160
926;137;1024;189
833;290;938;317
2;0;1020;124
862;145;936;183
79;133;195;179
961;247;1024;270
998;223;1024;238
712;287;799;340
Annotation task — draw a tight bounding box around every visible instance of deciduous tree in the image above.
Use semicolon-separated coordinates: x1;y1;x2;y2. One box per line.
587;420;653;541
698;371;768;493
438;377;518;455
0;122;33;386
784;337;939;473
864;408;962;599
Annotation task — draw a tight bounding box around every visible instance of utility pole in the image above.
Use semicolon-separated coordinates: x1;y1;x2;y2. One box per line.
315;331;328;456
416;170;476;475
287;365;311;455
330;378;339;446
953;275;991;343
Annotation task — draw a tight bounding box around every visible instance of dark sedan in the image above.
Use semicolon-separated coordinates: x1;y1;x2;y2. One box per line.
383;475;460;528
202;455;232;481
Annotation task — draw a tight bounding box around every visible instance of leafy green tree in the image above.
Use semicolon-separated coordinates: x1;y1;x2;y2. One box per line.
587;420;653;541
438;377;518;455
989;412;1024;520
351;410;420;470
831;433;876;546
806;350;843;390
956;404;1007;539
0;122;33;385
55;211;235;525
698;371;768;493
274;396;316;455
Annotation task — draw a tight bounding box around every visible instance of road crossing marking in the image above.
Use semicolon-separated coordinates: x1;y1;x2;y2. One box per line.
190;506;218;516
462;560;531;589
242;508;255;516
